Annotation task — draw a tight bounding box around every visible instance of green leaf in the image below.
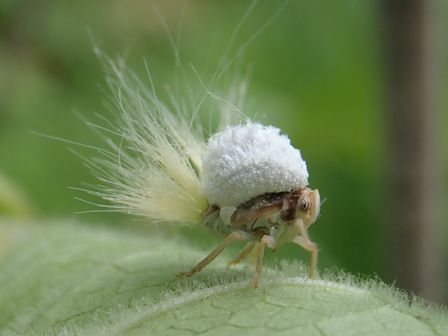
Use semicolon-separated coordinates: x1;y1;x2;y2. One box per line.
0;220;446;336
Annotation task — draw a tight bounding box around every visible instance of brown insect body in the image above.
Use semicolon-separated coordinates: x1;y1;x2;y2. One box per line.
178;187;321;288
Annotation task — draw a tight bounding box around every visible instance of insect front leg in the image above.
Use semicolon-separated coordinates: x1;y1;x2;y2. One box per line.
292;220;318;278
293;236;318;278
177;230;254;278
252;235;276;288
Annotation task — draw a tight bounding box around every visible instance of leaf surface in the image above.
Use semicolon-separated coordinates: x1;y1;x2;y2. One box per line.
0;221;446;336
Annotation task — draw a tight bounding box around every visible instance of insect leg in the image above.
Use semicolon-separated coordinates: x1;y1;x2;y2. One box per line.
252;235;276;288
292;221;318;278
228;241;256;266
177;230;254;278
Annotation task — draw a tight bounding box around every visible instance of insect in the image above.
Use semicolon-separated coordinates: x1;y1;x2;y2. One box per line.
77;45;320;288
81;65;320;288
176;122;320;288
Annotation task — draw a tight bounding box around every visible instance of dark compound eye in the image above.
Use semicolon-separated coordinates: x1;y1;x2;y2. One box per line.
299;199;310;212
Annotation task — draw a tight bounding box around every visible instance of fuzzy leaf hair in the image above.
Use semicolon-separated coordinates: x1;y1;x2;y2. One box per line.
77;52;247;224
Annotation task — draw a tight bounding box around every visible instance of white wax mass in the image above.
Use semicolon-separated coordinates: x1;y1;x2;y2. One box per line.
202;122;309;207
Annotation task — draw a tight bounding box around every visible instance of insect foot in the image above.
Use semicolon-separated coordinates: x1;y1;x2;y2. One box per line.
176;271;194;278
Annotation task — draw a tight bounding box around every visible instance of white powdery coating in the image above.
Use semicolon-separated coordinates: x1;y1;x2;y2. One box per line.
202;122;309;207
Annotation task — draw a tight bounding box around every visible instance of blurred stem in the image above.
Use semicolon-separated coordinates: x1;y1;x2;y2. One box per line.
381;0;443;301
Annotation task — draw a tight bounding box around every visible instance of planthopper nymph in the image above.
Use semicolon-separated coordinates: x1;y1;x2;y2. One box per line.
81;56;321;289
177;122;320;288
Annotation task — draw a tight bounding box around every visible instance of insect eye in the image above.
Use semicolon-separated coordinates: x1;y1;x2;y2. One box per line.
299;199;310;212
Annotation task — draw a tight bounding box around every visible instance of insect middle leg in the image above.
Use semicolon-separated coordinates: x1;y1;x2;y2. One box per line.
228;241;256;266
177;230;254;278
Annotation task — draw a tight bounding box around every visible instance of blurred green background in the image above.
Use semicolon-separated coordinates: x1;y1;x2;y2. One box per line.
0;0;446;300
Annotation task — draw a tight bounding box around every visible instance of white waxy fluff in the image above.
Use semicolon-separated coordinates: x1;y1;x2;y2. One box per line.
80;57;209;224
202;122;309;207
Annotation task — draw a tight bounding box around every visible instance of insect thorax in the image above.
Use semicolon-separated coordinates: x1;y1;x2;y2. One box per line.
202;189;305;237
